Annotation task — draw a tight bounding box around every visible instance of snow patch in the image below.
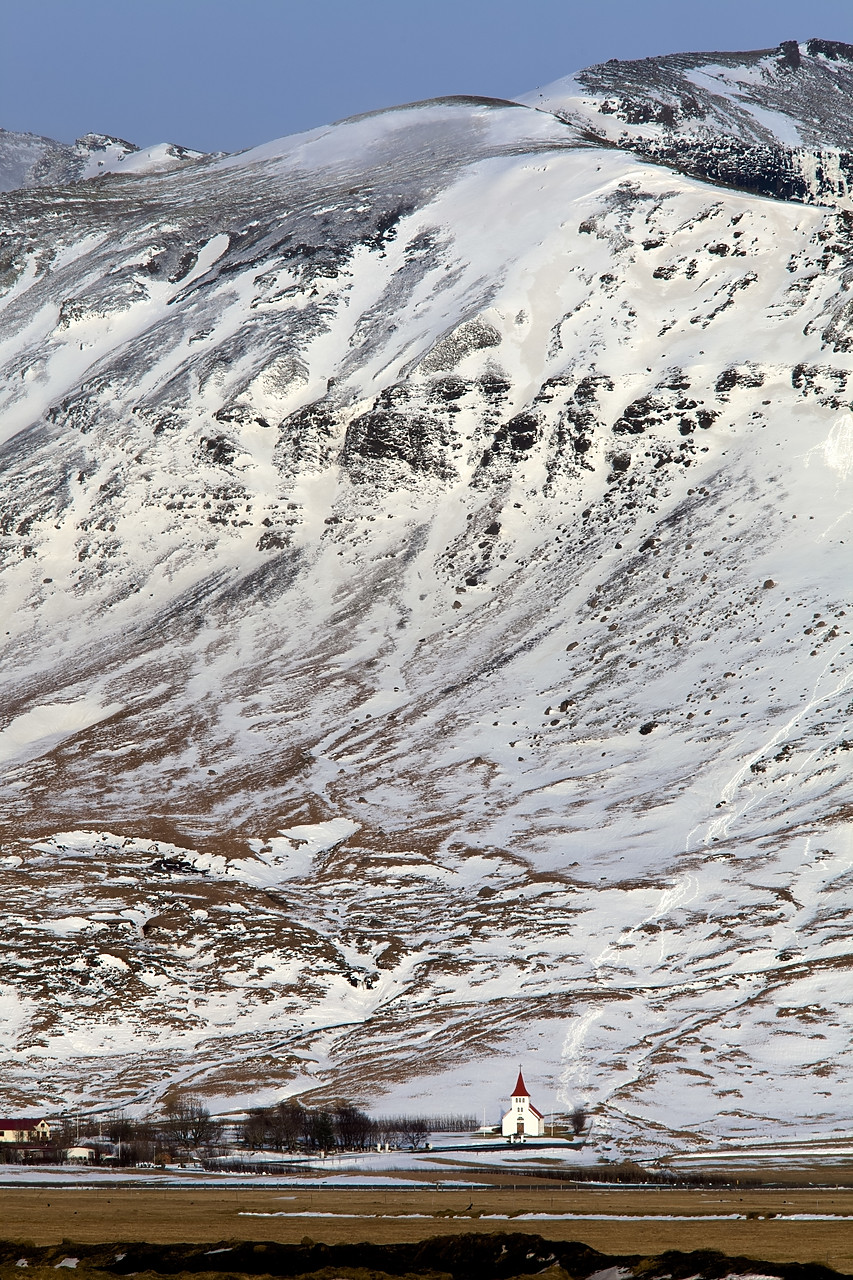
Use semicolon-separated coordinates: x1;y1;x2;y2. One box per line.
0;701;123;765
45;917;94;936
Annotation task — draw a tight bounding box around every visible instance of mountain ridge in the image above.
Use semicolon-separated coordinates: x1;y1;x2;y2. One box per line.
520;38;853;209
522;37;853;147
0;125;208;192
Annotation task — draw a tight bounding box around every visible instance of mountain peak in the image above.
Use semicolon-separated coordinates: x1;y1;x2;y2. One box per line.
0;125;207;193
520;36;853;152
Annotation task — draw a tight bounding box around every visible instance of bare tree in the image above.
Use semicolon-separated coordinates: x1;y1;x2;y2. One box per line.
570;1105;588;1136
106;1112;136;1144
334;1104;375;1150
271;1100;306;1151
163;1095;215;1148
399;1120;430;1150
242;1107;271;1150
303;1108;335;1152
240;1100;309;1152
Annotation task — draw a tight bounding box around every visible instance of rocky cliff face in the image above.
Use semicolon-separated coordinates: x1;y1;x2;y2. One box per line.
0;51;851;1155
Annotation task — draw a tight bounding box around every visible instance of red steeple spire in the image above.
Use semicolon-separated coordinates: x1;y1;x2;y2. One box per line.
512;1069;529;1098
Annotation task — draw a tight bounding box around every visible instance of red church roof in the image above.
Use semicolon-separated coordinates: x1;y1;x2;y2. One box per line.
512;1070;529;1098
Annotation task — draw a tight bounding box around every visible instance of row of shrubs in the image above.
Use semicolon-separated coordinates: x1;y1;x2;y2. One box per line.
241;1102;479;1152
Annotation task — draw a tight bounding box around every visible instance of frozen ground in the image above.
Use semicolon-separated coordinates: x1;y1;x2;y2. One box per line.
0;43;851;1156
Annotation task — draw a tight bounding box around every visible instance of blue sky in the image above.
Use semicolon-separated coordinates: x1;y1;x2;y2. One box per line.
3;0;853;153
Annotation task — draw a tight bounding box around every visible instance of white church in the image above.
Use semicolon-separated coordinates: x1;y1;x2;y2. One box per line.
501;1069;545;1138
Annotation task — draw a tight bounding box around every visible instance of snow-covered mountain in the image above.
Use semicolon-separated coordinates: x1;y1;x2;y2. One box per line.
0;42;851;1156
0;126;207;191
522;38;853;147
523;38;853;208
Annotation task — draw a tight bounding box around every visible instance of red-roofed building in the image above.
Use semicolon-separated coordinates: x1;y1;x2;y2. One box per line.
0;1120;51;1144
501;1069;545;1137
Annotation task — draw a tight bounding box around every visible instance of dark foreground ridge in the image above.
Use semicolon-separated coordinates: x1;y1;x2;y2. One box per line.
1;1236;850;1280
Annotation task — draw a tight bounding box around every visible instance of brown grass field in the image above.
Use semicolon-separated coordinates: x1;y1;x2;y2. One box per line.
0;1186;851;1271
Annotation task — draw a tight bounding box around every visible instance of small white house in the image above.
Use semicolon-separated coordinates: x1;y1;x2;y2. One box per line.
501;1070;545;1138
66;1146;96;1163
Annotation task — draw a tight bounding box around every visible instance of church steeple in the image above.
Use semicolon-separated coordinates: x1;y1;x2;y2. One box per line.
501;1066;545;1138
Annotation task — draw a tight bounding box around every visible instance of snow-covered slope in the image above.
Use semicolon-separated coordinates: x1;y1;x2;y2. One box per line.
0;126;206;191
0;67;851;1155
522;38;853;148
521;39;853;209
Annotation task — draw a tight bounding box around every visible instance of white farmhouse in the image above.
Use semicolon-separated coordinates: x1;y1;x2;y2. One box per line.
501;1069;545;1138
66;1146;96;1163
0;1119;50;1143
